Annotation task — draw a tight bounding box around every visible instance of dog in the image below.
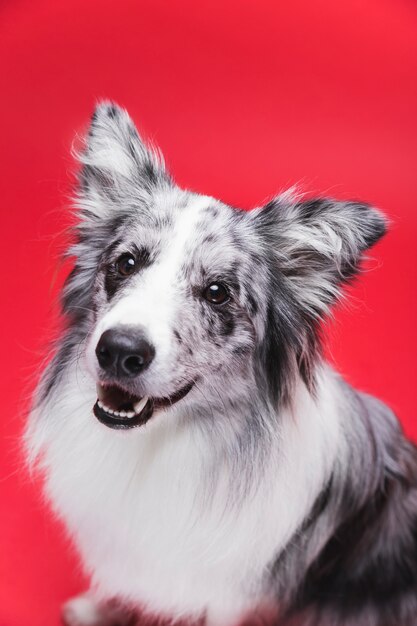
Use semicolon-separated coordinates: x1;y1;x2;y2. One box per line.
26;102;417;626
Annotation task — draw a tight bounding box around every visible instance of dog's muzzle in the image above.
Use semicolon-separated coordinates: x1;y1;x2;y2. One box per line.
93;381;194;429
93;326;194;429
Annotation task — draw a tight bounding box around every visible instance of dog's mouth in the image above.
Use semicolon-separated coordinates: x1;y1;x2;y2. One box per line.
93;381;194;430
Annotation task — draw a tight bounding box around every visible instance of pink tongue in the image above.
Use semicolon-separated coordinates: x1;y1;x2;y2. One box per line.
96;384;141;412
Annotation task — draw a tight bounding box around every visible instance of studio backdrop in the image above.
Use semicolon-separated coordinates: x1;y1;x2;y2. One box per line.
0;1;416;625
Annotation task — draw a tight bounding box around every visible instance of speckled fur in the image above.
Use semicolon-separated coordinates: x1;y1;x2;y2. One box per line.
26;103;417;626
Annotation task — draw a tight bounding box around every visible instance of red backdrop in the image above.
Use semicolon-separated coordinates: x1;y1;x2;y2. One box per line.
1;1;416;625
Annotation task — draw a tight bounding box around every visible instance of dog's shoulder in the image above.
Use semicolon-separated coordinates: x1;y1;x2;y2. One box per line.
288;395;417;625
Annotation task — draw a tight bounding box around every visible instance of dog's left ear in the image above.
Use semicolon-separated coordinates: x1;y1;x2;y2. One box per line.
75;101;171;222
252;194;387;319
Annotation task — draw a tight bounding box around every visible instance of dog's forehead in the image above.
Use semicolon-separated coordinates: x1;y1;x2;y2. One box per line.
177;195;250;275
124;189;248;268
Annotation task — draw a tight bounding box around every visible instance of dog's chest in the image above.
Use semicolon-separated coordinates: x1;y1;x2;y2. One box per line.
44;412;272;617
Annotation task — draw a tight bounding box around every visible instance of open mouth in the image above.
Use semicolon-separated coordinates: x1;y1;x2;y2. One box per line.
93;381;194;429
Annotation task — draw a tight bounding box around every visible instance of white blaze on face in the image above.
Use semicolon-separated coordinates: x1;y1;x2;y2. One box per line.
86;195;211;385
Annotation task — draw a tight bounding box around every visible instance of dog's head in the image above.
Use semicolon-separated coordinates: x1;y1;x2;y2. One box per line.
58;102;386;430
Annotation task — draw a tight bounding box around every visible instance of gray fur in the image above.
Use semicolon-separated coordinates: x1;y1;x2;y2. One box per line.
30;102;417;626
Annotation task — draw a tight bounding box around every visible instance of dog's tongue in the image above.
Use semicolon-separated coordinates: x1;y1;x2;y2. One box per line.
96;383;147;414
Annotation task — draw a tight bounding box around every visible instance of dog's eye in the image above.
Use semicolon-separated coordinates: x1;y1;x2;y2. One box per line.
203;283;229;305
115;253;136;277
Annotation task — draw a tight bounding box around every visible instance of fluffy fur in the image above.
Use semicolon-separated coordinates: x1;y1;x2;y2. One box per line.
26;102;417;626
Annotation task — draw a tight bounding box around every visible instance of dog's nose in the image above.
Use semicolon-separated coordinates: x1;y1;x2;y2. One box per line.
95;328;155;378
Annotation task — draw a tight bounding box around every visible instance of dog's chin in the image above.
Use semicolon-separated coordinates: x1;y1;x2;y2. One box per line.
93;380;194;430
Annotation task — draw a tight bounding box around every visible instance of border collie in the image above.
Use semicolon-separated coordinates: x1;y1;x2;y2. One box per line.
26;102;417;626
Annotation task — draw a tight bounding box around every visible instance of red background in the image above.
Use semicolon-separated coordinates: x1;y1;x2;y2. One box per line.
1;1;416;625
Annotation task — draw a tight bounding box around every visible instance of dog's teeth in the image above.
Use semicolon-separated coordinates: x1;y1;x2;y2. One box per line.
97;393;149;418
133;396;149;414
96;384;105;402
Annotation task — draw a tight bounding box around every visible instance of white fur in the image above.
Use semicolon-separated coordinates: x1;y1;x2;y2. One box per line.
62;595;104;626
28;358;344;625
25;102;390;626
62;593;132;626
85;195;213;397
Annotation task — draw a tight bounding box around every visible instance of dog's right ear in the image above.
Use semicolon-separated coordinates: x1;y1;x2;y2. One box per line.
75;102;172;223
63;104;172;323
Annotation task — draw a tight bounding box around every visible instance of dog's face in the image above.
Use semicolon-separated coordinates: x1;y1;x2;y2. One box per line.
85;188;264;428
59;102;386;430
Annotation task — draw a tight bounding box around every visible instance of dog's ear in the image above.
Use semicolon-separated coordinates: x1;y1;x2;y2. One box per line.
249;194;387;401
63;104;171;322
253;194;387;320
75;101;171;222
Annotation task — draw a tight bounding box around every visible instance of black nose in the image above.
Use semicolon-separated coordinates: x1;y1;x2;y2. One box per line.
96;327;155;378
